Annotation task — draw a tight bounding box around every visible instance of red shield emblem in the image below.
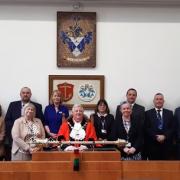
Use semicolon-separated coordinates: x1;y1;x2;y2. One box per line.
57;82;74;102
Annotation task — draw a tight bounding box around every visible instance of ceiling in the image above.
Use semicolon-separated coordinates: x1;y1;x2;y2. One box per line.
0;0;180;6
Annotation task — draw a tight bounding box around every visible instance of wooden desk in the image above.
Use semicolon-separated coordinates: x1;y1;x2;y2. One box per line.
0;151;122;180
0;151;180;180
122;161;180;180
32;151;121;161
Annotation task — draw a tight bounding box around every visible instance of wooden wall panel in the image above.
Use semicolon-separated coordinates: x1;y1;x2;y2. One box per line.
32;151;121;161
122;161;180;180
0;152;180;180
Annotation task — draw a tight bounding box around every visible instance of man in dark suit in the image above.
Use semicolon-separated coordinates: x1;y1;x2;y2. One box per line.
145;93;174;160
115;88;145;127
174;106;180;160
4;87;44;160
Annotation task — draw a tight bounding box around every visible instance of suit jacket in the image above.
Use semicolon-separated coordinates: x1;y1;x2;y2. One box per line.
174;107;180;141
91;113;114;140
112;115;143;155
0;117;5;156
11;117;45;154
145;108;174;145
4;100;44;145
115;103;145;127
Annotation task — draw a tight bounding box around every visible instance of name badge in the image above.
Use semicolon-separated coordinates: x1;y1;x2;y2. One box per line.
101;129;107;134
126;142;131;147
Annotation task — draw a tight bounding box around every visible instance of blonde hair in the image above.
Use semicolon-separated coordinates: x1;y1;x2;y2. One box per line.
49;90;63;104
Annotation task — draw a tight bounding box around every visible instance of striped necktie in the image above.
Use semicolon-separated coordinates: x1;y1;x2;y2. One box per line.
157;109;163;130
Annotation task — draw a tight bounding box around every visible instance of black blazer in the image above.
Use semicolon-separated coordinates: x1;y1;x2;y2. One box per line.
91;113;114;140
145;108;174;144
174;107;180;141
112;115;143;154
115;103;145;127
4;100;44;145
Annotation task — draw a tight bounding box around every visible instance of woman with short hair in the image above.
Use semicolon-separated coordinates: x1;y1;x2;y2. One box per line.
11;103;45;161
113;101;143;160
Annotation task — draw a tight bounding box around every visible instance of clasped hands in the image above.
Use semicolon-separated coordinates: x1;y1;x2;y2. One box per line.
123;147;136;155
29;146;42;154
64;145;88;151
156;135;166;143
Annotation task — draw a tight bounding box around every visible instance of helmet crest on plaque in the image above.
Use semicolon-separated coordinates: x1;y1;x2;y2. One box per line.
57;82;74;102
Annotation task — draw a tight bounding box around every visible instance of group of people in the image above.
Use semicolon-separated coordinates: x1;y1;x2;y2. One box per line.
0;87;180;161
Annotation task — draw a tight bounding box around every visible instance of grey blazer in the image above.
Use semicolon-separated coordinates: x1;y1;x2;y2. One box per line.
11;117;45;154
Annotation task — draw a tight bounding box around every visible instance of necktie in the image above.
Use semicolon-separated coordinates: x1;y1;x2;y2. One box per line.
157;109;163;130
21;104;25;116
100;116;105;129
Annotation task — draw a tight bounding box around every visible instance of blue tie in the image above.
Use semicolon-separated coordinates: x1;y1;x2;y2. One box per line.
157;109;163;130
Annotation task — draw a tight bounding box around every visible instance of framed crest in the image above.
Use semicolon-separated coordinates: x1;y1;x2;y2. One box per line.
49;75;104;109
57;12;96;67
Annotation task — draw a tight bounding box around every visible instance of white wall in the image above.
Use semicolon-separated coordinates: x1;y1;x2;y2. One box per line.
0;3;180;117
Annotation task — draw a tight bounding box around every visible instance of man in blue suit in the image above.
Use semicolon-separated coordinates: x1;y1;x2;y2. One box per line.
4;87;44;160
145;93;174;160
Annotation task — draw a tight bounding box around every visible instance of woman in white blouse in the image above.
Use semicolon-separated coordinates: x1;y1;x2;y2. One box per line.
11;103;45;161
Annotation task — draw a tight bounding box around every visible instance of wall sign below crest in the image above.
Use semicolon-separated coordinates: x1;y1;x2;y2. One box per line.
49;75;104;110
57;12;96;67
